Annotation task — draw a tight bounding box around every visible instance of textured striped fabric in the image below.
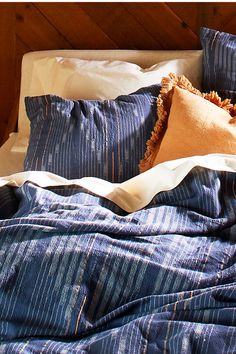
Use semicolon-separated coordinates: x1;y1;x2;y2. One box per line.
24;84;160;183
200;27;236;102
0;166;236;353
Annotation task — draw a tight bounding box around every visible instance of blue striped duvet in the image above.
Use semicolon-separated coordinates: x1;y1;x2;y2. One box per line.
0;166;236;353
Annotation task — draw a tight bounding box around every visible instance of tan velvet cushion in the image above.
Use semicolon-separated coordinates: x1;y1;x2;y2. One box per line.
152;86;236;165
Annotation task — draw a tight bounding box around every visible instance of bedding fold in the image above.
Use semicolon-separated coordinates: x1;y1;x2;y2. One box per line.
0;153;236;353
1;154;236;212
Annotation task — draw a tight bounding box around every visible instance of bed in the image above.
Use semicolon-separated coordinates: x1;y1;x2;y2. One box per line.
0;27;236;353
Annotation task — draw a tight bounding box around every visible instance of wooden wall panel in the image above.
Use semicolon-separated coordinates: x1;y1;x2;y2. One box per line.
35;3;117;49
171;3;236;37
1;2;236;146
15;3;72;50
122;3;199;49
80;3;161;49
0;4;15;143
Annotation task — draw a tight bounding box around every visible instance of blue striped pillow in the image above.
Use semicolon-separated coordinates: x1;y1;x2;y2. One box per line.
24;85;160;182
200;27;236;102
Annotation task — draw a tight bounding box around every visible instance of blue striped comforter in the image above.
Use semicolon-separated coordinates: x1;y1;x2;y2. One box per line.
0;166;236;353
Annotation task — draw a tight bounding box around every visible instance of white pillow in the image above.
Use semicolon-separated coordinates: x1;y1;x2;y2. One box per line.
32;56;202;99
13;55;202;152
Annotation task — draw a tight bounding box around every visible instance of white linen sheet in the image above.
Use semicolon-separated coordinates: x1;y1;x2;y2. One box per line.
1;154;236;213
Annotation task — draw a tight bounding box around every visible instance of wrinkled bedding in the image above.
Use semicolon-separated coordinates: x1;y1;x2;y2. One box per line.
0;158;236;353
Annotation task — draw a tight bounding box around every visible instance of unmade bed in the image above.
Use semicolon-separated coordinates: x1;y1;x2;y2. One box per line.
0;27;236;353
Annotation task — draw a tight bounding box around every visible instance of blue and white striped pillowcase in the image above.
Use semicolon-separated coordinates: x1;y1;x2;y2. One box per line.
24;84;160;183
200;27;236;102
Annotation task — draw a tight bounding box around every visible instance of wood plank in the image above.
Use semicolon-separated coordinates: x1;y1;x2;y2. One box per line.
168;3;236;40
123;3;199;50
0;3;16;145
80;3;161;49
36;3;117;49
209;3;236;34
15;3;72;50
168;3;204;34
223;15;236;35
200;3;236;32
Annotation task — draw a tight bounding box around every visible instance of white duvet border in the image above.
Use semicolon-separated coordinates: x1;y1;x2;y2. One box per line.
1;154;236;213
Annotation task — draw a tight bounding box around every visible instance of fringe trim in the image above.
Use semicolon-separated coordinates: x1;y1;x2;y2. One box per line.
203;91;236;115
139;73;236;173
139;95;167;173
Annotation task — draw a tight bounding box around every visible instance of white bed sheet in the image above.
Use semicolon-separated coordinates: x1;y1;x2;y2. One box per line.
1;154;236;212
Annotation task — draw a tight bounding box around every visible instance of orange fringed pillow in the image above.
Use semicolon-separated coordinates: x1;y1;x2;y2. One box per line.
139;73;236;172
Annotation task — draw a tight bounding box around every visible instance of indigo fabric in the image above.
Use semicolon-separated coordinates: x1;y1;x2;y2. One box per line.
24;85;160;182
200;27;236;102
0;167;236;353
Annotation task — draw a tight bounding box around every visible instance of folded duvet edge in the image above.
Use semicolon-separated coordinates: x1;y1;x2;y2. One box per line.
0;153;236;213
